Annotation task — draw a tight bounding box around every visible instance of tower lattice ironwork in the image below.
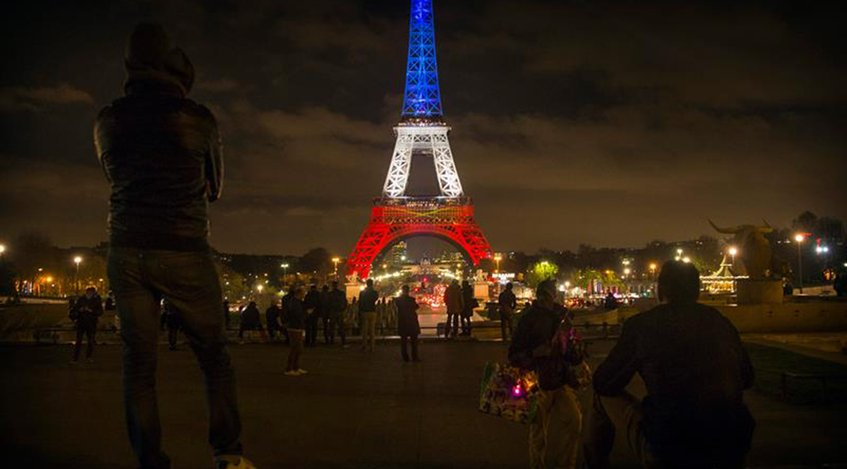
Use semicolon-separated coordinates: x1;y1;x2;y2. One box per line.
347;0;491;279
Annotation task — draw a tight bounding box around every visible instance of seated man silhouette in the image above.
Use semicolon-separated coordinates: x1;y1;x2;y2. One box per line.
586;261;754;468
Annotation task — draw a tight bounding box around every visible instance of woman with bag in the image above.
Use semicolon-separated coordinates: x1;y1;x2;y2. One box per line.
508;280;589;469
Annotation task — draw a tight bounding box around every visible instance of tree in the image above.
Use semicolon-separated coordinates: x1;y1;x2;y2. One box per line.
299;247;331;279
526;260;558;287
792;211;818;233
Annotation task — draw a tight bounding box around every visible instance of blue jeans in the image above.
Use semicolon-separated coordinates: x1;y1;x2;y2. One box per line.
108;247;242;468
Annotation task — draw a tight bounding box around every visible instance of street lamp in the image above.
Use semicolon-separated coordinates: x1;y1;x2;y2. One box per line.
73;256;83;294
794;233;805;294
648;262;657;276
728;246;738;266
332;257;341;277
493;253;502;273
280;263;289;282
0;244;5;256
682;256;691;264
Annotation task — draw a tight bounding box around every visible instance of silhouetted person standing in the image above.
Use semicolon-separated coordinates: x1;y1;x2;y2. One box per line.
498;282;517;340
285;287;308;376
460;279;475;336
70;286;103;363
509;280;585;469
95;22;251;469
444;279;463;339
327;281;348;346
396;285;421;362
586;261;754;469
265;300;282;342
835;271;847;297
238;301;266;343
304;284;321;347
359;279;379;352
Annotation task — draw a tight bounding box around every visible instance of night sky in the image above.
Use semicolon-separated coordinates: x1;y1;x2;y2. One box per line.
1;0;845;256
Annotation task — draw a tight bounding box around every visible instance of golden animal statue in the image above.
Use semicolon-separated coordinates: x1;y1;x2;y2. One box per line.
709;220;775;279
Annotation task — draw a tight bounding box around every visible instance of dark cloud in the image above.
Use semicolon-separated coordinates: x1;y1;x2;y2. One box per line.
0;0;845;256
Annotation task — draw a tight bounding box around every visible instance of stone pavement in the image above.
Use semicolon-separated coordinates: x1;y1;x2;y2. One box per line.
1;339;845;468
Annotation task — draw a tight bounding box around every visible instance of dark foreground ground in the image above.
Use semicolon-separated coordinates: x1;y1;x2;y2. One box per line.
1;339;846;468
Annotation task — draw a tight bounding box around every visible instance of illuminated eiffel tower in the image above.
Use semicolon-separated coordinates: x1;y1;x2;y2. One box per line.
346;0;492;279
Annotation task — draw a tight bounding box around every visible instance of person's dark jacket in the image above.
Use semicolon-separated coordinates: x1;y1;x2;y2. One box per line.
359;287;378;313
593;302;755;462
71;294;104;326
318;289;331;318
498;289;517;313
509;301;581;391
265;305;281;330
461;284;476;317
396;295;420;336
285;297;307;330
304;289;321;316
240;304;261;328
94;24;222;251
328;289;348;316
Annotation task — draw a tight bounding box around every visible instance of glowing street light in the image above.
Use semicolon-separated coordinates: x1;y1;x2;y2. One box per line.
256;284;264;294
332;257;341;276
649;262;658;275
73;256;83;294
794;233;805;294
0;244;5;256
623;267;631;277
280;263;289;280
728;246;738;266
493;253;502;272
682;257;691;264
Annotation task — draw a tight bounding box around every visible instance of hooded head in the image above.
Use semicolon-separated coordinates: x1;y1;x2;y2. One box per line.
124;22;194;97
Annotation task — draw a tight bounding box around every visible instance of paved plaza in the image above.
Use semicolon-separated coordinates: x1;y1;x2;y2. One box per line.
1;338;846;468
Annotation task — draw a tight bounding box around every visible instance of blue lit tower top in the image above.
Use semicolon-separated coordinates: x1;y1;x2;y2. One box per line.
401;0;443;121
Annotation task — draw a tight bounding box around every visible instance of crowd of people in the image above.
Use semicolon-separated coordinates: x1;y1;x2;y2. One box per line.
80;22;759;468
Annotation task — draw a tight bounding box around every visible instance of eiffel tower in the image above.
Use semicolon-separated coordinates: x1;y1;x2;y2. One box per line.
346;0;492;279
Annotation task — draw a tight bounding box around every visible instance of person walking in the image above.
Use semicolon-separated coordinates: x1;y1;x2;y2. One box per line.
327;281;348;346
265;300;282;342
94;22;252;468
585;261;755;468
460;280;476;336
238;301;266;344
70;286;103;363
304;284;321;347
498;282;517;340
359;279;379;352
285;287;308;376
444;279;463;339
509;280;586;469
396;285;421;362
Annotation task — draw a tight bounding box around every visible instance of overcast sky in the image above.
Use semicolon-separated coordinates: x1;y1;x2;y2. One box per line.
1;0;845;256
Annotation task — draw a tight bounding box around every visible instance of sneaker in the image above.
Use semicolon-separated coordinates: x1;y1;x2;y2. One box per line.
284;370;299;376
295;369;308;375
214;455;256;469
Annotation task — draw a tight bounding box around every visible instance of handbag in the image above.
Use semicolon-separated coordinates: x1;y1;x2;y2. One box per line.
478;362;539;424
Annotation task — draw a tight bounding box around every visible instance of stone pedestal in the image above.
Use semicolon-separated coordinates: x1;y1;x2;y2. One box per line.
736;279;783;305
473;282;490;301
346;282;362;301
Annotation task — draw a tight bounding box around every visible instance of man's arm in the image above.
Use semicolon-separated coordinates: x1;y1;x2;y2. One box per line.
593;321;640;395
